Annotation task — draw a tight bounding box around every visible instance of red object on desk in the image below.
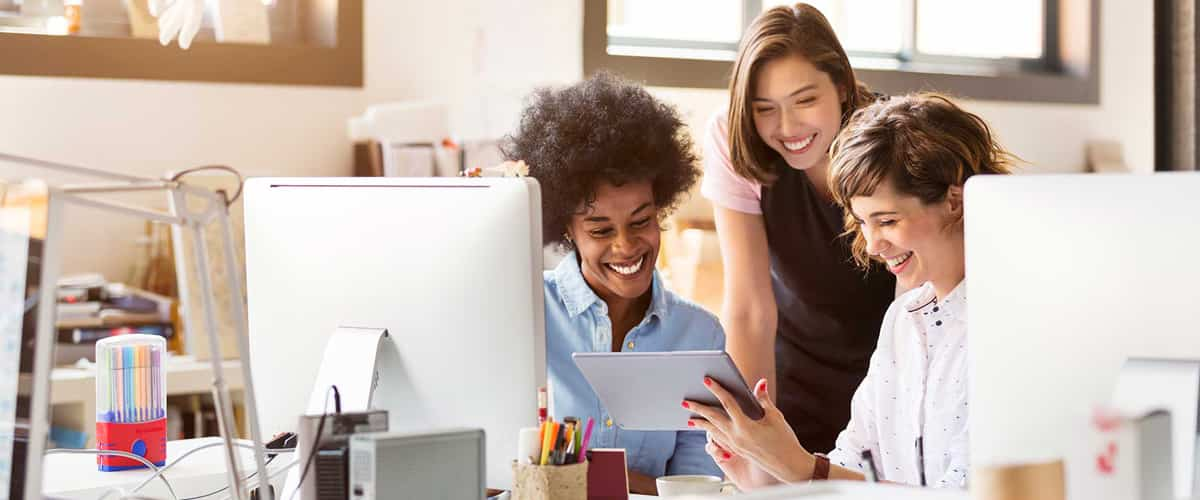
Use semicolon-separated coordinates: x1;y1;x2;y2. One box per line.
586;448;629;500
96;419;167;471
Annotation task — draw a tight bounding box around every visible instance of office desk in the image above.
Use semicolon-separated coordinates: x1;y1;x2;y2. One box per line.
44;439;967;500
628;482;967;499
701;481;969;499
43;437;285;499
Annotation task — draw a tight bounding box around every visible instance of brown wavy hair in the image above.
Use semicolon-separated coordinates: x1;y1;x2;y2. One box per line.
829;93;1016;269
727;3;875;185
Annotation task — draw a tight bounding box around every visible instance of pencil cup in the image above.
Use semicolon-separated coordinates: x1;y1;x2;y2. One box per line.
95;334;167;471
511;460;588;500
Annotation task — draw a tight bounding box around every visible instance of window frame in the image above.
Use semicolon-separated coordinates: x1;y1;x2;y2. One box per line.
0;0;362;87
584;0;1098;104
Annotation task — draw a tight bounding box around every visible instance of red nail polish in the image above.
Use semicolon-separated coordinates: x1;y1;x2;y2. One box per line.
681;401;690;409
704;377;712;386
687;420;695;427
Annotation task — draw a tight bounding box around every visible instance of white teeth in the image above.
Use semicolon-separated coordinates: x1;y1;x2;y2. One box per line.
886;252;913;268
608;256;644;276
783;134;815;152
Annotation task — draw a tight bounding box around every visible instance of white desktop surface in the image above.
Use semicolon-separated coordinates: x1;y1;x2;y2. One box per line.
44;439;965;500
729;481;966;498
632;480;967;499
43;438;285;499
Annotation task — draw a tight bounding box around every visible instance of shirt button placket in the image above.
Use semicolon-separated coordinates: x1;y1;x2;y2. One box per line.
597;317;611;352
600;415;615;444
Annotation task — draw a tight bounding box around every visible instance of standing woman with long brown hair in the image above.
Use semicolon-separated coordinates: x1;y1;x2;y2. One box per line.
700;3;894;457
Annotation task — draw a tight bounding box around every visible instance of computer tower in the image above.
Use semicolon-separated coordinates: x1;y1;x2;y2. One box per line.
349;429;485;500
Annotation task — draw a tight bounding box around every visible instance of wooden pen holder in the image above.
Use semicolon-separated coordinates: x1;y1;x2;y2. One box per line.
511;461;588;500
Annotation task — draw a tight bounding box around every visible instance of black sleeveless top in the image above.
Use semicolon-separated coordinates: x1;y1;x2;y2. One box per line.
759;163;895;454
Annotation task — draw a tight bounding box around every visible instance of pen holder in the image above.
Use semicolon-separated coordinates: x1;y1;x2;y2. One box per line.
511;461;588;500
95;334;167;471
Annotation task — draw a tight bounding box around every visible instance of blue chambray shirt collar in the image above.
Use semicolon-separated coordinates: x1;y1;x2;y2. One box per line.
553;251;670;322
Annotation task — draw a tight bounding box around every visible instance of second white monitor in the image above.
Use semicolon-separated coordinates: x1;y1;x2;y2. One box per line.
966;173;1200;498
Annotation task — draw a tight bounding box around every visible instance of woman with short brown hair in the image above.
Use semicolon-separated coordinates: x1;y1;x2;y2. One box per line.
700;2;893;463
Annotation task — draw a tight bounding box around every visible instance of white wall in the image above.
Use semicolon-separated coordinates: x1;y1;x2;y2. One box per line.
363;0;583;139
0;0;1152;279
0;77;361;280
971;0;1154;173
0;0;583;280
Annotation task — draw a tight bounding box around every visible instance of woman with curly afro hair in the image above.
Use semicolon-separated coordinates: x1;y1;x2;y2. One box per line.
504;72;725;494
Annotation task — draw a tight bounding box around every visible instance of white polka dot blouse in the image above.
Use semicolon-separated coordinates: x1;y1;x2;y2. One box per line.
826;280;969;488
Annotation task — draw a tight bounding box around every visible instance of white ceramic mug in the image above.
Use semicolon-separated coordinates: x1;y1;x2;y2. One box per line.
656;474;729;497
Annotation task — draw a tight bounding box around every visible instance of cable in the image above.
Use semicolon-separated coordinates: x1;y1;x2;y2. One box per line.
168;165;245;207
129;441;295;495
97;492;157;500
207;458;299;500
95;487;157;500
95;487;126;500
288;386;337;500
44;448;178;500
130;441;294;491
178;455;279;500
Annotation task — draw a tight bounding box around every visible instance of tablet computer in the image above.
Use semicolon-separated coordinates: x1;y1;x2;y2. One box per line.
572;350;765;431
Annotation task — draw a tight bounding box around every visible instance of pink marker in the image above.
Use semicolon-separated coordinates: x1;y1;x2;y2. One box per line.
577;417;595;463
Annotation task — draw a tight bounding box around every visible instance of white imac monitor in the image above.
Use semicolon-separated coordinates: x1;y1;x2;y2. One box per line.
243;177;546;489
966;173;1200;498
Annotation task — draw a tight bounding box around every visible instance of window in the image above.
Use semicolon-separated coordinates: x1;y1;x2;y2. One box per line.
606;0;745;61
763;0;907;56
0;0;361;86
912;0;1043;59
0;0;330;45
585;0;1098;104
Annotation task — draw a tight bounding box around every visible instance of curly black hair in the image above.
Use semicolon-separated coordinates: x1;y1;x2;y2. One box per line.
502;72;700;250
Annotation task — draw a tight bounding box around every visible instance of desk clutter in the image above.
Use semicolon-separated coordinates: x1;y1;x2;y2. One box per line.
56;274;175;345
94;334;167;471
511;415;629;500
54;273;177;367
295;408;389;500
513;460;587;500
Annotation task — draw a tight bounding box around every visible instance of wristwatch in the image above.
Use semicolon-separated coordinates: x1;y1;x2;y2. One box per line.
811;453;831;481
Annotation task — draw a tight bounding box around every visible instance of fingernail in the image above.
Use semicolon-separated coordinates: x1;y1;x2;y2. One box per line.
681;401;690;409
687;420;695;427
704;377;712;386
759;380;768;393
723;452;732;460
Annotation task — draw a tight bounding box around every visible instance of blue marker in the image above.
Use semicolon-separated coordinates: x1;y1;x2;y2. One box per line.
124;346;132;423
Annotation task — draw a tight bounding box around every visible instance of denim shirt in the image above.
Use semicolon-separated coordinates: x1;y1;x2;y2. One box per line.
544;252;725;479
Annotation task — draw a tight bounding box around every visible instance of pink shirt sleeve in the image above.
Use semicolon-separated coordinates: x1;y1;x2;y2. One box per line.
699;110;763;215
